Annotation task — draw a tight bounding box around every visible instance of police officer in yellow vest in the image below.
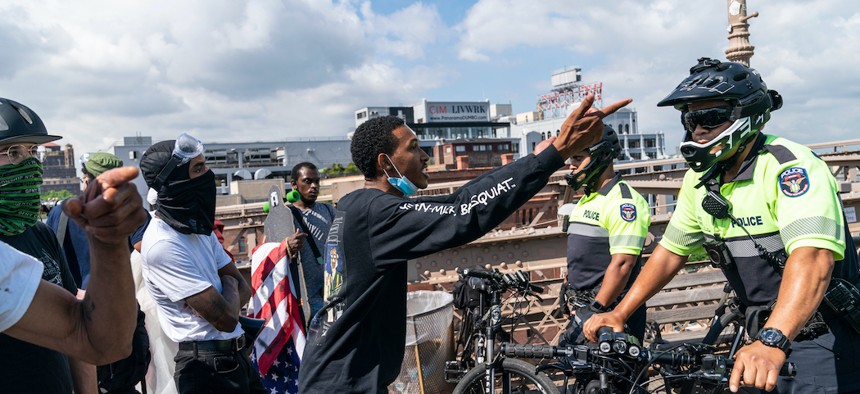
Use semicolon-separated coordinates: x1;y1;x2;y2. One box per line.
584;58;860;393
559;125;651;346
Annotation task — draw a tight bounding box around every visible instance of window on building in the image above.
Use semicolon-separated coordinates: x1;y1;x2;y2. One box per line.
238;237;247;254
625;124;630;133
445;147;451;153
455;145;466;153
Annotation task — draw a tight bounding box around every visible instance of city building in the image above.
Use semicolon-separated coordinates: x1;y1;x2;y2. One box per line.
430;139;515;170
40;142;80;197
112;135;353;206
354;100;519;157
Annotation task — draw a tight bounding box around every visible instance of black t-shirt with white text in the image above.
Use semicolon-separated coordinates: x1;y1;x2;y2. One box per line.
299;147;565;393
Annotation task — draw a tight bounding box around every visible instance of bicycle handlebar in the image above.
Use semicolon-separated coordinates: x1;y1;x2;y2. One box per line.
500;343;574;359
593;327;796;378
650;351;797;377
500;339;797;378
462;268;544;294
463;268;503;281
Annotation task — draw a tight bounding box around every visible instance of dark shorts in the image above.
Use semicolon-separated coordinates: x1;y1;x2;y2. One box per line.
174;342;267;394
774;318;860;393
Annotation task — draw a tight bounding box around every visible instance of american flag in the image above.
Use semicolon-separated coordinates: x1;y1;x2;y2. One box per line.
248;240;306;394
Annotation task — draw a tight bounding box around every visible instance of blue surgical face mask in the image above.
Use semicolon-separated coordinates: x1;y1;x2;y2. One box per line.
383;154;418;196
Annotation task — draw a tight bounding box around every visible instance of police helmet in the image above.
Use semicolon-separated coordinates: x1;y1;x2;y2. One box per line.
565;125;622;193
657;57;782;172
0;98;61;145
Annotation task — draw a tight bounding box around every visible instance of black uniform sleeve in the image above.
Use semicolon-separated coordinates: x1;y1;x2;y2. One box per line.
369;146;564;266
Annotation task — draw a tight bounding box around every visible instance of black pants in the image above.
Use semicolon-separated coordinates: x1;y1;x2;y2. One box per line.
174;346;267;394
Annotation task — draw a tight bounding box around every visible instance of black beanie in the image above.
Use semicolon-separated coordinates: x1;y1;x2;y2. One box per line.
139;140;191;190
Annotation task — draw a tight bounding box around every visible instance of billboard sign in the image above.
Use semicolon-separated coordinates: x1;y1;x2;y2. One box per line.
425;102;490;123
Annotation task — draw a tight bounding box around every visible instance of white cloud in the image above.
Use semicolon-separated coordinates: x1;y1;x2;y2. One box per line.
0;0;856;161
362;2;446;58
456;0;860;150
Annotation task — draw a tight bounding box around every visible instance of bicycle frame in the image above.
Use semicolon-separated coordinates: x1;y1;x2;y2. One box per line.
448;268;555;394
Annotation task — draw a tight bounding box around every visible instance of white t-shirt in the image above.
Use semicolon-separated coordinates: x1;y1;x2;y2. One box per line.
141;218;242;343
0;241;43;332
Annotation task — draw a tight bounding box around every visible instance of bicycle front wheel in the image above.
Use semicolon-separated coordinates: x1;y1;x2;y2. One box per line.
452;358;558;394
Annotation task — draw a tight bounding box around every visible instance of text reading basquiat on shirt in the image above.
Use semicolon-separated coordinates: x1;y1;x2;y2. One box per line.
460;178;517;215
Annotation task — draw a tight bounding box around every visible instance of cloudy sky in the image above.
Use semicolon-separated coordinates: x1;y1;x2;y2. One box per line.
2;0;857;160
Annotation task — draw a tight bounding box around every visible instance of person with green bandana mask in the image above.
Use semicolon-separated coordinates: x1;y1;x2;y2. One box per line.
0;96;147;394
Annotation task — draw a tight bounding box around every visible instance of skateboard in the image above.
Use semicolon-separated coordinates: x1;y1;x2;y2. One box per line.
260;185;311;328
263;185;296;243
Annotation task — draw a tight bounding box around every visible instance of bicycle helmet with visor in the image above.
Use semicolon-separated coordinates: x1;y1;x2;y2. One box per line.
565;125;622;194
657;57;782;172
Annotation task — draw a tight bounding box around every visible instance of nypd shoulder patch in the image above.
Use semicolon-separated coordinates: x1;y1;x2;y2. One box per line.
779;167;810;197
620;203;637;222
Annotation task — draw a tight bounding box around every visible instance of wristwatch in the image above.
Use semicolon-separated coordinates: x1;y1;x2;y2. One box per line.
755;327;792;357
589;300;611;313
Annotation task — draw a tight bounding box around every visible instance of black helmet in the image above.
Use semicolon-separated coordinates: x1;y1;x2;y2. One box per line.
565;125;622;193
0;98;61;145
658;57;782;172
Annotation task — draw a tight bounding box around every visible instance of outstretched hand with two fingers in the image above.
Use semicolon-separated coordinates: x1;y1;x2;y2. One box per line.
546;93;632;158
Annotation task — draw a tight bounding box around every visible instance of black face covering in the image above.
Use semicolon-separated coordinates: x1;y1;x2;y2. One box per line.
157;169;216;235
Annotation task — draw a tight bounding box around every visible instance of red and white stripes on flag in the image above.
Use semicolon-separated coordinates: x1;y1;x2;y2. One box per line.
247;240;306;376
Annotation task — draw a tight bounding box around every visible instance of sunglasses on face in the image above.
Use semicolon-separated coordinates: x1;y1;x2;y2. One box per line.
682;107;734;132
0;144;41;164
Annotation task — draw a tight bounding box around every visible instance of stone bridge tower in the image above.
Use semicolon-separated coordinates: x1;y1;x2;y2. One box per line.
725;0;758;66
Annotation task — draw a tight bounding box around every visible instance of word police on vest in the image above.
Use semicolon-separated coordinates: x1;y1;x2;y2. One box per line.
732;216;763;227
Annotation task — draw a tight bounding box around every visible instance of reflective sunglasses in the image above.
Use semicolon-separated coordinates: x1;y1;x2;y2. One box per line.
682;107;734;132
0;144;41;164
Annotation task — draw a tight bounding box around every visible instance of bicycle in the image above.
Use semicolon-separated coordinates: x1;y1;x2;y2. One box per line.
447;267;558;394
502;328;796;394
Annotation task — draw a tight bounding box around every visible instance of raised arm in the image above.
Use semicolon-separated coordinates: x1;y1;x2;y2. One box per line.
5;167;146;364
370;95;632;264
